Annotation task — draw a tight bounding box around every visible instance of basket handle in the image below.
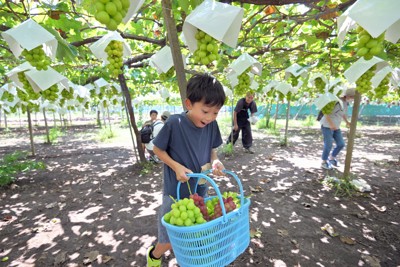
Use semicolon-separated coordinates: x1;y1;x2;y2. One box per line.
176;170;245;223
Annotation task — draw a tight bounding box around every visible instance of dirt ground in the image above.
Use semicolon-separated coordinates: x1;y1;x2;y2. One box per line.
0;123;399;267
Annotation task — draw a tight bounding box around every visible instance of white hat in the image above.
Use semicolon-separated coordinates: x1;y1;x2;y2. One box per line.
161;111;171;120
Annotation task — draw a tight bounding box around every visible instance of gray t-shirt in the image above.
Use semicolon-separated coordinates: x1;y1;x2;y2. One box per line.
153;112;223;198
320;100;347;128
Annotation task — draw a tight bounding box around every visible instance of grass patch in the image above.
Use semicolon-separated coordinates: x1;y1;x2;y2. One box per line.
48;127;64;143
139;161;155;175
0;151;46;186
322;175;359;198
221;143;234;157
97;127;116;142
302;115;317;128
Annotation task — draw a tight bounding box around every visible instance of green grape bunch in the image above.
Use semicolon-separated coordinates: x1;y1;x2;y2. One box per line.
356;65;376;94
355;26;385;60
41;84;59;102
288;73;299;87
21;45;51;71
278;91;285;102
105;40;124;78
321;101;337;115
159;67;175;81
164;196;206;227
94;0;130;31
192;30;220;66
374;73;391;100
315;77;326;93
234;68;252;96
1;91;15;103
61;88;74;100
17;72;40;100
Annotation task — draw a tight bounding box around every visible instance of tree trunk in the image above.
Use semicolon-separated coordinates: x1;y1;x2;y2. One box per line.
97;108;101;127
274;102;279;129
284;99;290;146
107;106;112;131
343;91;361;178
27;108;36;156
265;101;270;128
43;108;50;144
118;73;146;162
267;100;273;128
162;0;187;110
4;111;7;129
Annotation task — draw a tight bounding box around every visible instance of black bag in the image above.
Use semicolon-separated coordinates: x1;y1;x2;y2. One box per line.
316;111;324;121
140;121;163;144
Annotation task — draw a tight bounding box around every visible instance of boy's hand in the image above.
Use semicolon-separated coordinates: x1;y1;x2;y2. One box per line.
212;159;225;176
174;164;192;183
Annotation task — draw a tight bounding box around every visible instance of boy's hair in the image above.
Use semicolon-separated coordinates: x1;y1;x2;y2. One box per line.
187;74;226;108
246;91;255;97
150;110;158;115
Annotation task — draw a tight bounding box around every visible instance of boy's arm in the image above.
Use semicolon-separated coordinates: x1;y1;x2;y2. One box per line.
210;148;225;176
153;146;192;182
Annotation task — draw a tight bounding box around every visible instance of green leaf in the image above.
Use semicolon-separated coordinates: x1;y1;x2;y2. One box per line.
41;26;78;62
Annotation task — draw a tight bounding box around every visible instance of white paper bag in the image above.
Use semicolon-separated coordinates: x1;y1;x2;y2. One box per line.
308;73;328;88
223;86;233;98
182;0;244;53
6;62;35;89
1;18;57;59
250;79;259;90
24;67;69;93
94;78;109;89
149;46;186;74
263;80;279;93
314;93;342;111
371;66;393;88
344;56;389;83
226;70;240;88
248;116;259;125
122;0;146;24
275;82;291;96
159;87;170;100
227;53;262;77
337;0;400;45
89;31;132;62
285;63;307;79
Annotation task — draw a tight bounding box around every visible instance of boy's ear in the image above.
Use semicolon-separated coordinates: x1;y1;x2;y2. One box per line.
185;98;192;110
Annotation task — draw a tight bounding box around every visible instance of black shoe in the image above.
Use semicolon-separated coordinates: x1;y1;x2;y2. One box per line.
244;148;254;154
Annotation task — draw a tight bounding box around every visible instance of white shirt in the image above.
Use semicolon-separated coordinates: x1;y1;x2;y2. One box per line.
145;120;164;151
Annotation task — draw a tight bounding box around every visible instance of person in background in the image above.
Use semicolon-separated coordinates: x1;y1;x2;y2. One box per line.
320;89;355;170
226;91;257;154
145;111;171;163
146;73;226;267
142;110;159;151
144;109;158;126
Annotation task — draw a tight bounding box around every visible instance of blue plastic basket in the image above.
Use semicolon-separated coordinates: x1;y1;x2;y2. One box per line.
161;170;250;267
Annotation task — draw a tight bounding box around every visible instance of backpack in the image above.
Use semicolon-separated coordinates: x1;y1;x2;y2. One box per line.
316;111;324;121
140;121;163;144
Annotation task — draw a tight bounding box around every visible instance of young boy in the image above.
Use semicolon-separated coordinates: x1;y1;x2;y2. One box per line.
226;91;257;154
146;74;226;266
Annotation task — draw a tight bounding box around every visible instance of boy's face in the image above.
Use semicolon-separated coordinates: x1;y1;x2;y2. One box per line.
245;95;254;104
150;112;158;121
185;99;221;128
